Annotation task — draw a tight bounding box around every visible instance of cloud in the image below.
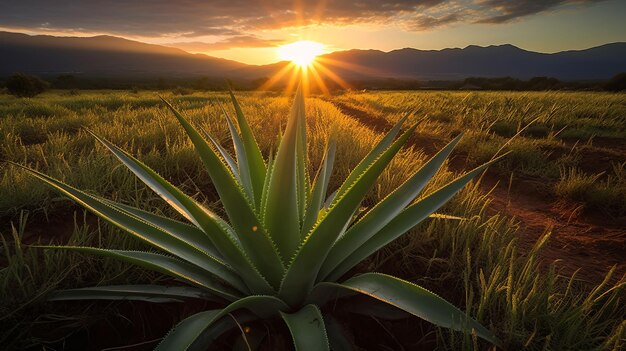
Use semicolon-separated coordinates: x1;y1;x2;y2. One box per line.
475;0;605;24
166;35;284;51
0;1;447;37
407;13;463;30
0;0;608;40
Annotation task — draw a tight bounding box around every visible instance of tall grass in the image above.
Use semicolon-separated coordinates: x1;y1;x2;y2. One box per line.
556;163;626;216
1;90;625;349
331;90;626;213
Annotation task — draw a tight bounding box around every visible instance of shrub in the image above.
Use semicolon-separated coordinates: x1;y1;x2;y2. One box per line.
13;87;503;349
5;73;49;98
604;72;626;92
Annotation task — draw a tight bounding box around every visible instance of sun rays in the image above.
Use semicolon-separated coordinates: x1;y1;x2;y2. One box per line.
258;40;351;95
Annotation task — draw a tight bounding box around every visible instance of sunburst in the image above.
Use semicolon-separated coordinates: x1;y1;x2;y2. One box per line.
256;39;357;95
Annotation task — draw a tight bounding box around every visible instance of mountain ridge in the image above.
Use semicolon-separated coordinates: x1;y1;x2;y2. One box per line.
1;31;625;80
319;42;626;80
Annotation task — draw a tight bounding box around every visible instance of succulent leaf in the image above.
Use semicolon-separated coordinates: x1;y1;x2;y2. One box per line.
228;89;267;207
318;133;463;280
333;113;409;200
219;102;255;200
301;140;336;237
311;273;501;346
48;285;216;303
38;247;241;300
101;198;222;260
324;154;507;282
264;85;306;261
202;127;240;181
324;315;352;351
161;99;285;288
156;295;289;350
11;163;247;292
281;304;329;351
279;123;418;306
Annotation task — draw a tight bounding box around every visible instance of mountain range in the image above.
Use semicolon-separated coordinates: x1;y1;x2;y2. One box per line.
1;31;625;81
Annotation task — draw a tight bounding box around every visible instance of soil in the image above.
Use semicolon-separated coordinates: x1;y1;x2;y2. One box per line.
542;140;625;175
331;101;626;284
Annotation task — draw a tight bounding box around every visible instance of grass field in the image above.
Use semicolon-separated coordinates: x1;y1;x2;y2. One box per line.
1;89;625;350
330;91;626;212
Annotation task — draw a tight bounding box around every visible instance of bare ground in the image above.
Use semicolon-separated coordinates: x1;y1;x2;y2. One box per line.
331;101;626;283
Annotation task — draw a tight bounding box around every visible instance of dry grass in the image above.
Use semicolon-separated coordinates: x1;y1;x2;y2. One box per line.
1;90;624;350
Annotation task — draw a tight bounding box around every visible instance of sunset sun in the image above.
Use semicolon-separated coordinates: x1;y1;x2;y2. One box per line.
277;40;325;66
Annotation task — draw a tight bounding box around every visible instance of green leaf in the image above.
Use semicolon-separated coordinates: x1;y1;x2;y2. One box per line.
311;273;501;347
280;304;329;351
157;310;224;351
12;163;247;293
102;199;222;260
324;155;506;282
229;89;267;207
263;85;305;261
301;140;336;237
260;150;274;220
164;312;257;351
202;128;240;181
85;130;223;235
343;298;411;321
324;315;352;351
87;129;219;229
318;134;462;280
39;247;241;300
87;134;272;292
48;285;216;303
322;190;337;211
279;123;418;306
156;295;289;350
333;114;409;200
161;99;285;288
295;85;309;225
219;102;254;200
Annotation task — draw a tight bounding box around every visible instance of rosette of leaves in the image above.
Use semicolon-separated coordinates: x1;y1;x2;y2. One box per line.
14;87;502;350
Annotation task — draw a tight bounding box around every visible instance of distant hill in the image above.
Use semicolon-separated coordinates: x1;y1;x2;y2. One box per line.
1;31;625;81
0;31;247;77
318;43;626;80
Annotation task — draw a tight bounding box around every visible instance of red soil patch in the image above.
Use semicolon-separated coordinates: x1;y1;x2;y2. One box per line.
479;174;626;282
332;101;626;283
543;140;625;175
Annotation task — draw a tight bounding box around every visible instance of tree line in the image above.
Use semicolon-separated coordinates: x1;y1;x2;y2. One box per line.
2;72;625;97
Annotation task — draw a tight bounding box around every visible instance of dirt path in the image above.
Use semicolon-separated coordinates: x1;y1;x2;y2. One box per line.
332;101;626;283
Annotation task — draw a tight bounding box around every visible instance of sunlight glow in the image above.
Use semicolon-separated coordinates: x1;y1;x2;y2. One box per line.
259;40;351;95
277;40;325;66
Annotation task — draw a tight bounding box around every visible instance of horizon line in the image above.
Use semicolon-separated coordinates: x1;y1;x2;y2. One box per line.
2;29;625;67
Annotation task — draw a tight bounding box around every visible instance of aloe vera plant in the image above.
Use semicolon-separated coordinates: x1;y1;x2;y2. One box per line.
15;87;503;349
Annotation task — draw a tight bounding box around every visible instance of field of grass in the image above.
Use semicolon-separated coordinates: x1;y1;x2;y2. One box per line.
329;91;626;213
1;89;625;350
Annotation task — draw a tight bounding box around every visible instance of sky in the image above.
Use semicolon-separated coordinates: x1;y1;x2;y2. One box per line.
1;0;625;65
